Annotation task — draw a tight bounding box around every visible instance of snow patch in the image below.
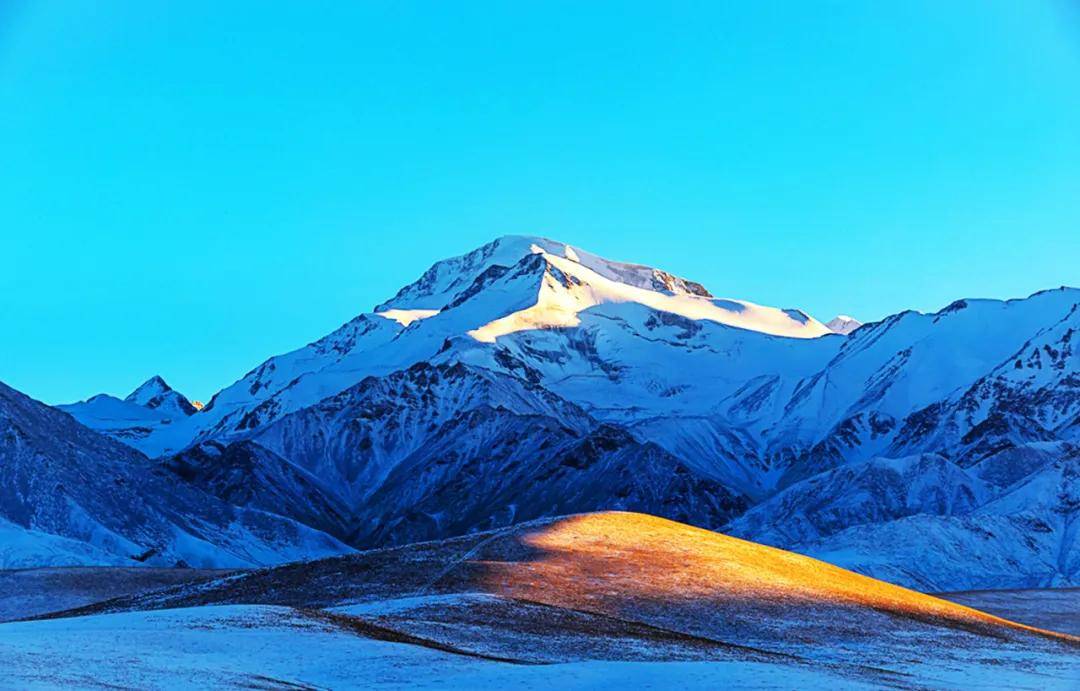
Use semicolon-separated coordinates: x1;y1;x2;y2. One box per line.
376;309;440;327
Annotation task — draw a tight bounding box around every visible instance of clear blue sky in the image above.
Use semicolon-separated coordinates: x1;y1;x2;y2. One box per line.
2;2;1079;404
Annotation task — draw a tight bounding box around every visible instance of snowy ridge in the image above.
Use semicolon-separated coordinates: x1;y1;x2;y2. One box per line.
68;236;834;456
375;235;716;312
466;249;833;342
58;375;201;449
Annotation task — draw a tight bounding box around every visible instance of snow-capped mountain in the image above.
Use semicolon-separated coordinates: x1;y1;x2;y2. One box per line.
125;375;200;417
58;375;200;447
46;236;1080;587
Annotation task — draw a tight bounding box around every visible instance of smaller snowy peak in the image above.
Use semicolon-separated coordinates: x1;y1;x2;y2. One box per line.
826;315;862;335
59;375;204;450
125;376;199;417
125;375;170;404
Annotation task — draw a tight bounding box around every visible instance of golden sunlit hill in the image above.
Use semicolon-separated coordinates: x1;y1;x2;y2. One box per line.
44;512;1079;687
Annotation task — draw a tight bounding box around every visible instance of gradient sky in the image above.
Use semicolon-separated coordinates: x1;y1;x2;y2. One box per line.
2;2;1079;404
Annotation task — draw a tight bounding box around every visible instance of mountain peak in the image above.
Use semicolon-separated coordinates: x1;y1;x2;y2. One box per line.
126;375;171;399
826;315;862;335
125;375;199;416
375;235;716;314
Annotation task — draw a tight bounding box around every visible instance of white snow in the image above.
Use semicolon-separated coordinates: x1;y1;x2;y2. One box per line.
469;250;833;342
58;393;170;426
0;605;862;689
375;308;440;326
0;604;1073;689
0;518;131;569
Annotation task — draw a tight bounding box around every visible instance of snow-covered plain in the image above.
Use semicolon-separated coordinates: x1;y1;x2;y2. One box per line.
3;604;1076;690
0;605;885;690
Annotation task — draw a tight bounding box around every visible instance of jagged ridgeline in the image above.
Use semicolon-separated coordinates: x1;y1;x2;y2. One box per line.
5;235;1074;589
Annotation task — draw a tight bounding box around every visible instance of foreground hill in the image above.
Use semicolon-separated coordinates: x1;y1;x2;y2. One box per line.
25;512;1079;688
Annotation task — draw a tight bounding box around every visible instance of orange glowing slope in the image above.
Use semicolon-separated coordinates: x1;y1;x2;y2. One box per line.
478;511;1073;642
67;512;1076;656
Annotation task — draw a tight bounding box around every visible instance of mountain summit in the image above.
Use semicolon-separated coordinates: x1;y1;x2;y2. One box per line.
64;236;836;456
825;314;862;335
375;235;832;339
58;374;201;446
376;235;715;311
125;375;200;417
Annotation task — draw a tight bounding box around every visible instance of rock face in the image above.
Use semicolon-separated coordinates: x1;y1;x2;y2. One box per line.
161;440;353;541
39;237;1080;588
724;446;1080;590
249;361;748;548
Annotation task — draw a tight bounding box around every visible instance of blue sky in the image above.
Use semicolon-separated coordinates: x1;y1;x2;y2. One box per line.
2;1;1079;404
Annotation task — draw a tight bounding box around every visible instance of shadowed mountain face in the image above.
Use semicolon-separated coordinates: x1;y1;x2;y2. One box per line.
161;440;353;541
250;361;749;547
0;381;350;568
42;512;1078;686
39;236;1080;588
352;413;748;548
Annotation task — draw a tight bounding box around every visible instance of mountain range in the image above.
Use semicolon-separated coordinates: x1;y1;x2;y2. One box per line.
3;235;1075;590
